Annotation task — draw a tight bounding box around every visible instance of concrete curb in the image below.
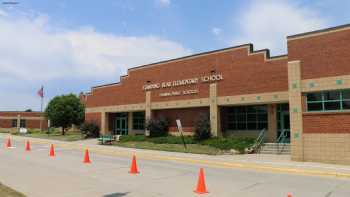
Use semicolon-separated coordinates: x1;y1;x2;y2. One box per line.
3;134;350;179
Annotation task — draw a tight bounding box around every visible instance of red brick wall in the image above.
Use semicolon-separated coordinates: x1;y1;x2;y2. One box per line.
85;113;102;128
303;113;350;133
0;112;43;117
0;112;47;129
288;28;350;79
217;50;288;96
85;46;288;108
26;120;48;129
0;119;12;128
152;107;209;133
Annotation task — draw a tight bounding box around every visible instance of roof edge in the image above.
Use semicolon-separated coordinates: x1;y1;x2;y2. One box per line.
287;23;350;40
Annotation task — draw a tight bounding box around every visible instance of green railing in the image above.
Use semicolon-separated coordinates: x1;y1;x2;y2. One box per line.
277;129;289;143
251;128;266;153
277;129;290;154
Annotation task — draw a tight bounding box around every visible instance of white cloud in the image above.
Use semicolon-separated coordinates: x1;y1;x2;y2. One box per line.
0;9;191;110
212;27;222;36
231;0;329;55
158;0;171;7
0;9;8;17
0;9;191;81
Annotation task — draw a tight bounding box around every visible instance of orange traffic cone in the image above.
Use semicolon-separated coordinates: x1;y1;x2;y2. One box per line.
5;138;12;148
49;144;55;157
194;168;209;194
25;140;31;151
83;149;91;164
129;155;139;174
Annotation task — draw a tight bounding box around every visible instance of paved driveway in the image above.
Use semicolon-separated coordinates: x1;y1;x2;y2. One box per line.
0;138;350;197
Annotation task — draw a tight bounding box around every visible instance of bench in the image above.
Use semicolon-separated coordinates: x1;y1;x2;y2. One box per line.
98;135;115;145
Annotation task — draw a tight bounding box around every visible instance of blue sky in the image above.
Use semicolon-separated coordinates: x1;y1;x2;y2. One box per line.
0;0;350;111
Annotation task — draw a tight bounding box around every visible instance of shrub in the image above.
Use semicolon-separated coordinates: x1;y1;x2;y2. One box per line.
119;135;146;142
201;137;255;153
193;113;211;141
79;122;100;138
27;129;41;134
146;117;169;137
148;136;195;144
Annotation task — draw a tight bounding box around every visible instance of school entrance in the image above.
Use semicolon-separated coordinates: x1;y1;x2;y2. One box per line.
112;113;128;135
277;103;290;143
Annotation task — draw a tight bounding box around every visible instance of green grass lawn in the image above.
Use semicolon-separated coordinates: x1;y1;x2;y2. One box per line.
0;182;25;197
113;141;223;155
111;135;255;155
13;129;85;142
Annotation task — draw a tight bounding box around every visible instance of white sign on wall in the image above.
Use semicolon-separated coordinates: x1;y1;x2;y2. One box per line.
143;74;223;91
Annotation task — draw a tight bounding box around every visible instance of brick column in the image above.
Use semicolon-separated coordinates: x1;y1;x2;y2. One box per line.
288;60;304;161
100;112;109;135
267;104;277;142
128;112;133;135
209;83;222;137
145;91;151;136
16;115;21;130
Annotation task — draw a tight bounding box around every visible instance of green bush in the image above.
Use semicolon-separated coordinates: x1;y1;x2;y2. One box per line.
146;117;169;137
148;136;195;144
27;129;41;134
79;122;100;138
194;113;211;141
201;137;255;153
119;135;146;142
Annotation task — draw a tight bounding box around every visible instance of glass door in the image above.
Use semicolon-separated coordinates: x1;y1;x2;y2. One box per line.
114;113;128;135
277;104;290;143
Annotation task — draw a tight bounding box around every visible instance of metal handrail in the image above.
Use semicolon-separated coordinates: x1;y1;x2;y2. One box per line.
277;129;288;143
277;129;289;154
251;128;266;153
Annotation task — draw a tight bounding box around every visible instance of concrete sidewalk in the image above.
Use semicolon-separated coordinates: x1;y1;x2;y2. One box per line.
2;133;350;179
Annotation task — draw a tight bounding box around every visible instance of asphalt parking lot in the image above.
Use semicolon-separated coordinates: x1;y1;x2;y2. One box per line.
1;139;350;197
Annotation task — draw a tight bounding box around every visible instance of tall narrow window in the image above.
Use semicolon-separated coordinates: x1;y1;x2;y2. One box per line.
132;112;145;130
20;119;26;128
11;119;17;128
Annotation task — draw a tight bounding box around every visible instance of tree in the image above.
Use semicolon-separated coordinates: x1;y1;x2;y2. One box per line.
25;109;32;112
45;94;85;135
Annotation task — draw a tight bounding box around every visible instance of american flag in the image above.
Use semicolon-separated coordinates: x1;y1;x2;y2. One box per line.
37;86;44;98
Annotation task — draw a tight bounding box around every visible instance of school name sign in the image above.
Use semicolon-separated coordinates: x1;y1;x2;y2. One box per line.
142;74;223;91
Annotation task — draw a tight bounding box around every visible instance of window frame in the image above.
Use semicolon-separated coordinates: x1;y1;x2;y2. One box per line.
132;112;145;130
20;119;26;128
11;119;17;128
306;90;350;112
226;105;268;131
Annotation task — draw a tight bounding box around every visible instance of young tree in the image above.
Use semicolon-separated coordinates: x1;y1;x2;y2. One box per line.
45;94;85;135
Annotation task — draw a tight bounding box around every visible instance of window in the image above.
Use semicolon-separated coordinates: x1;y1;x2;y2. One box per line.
20;119;26;128
11;119;17;128
132;112;145;130
307;90;350;112
226;105;268;130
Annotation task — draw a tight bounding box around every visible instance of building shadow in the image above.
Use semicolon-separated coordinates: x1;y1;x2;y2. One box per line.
103;192;130;197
